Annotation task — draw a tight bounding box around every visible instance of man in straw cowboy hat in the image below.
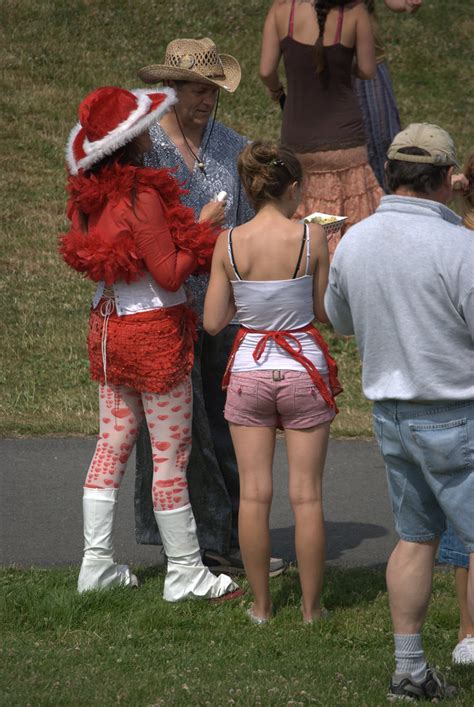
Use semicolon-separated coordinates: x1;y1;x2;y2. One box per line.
134;37;285;578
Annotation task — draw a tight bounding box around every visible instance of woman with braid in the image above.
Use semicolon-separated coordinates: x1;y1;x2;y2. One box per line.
260;0;383;255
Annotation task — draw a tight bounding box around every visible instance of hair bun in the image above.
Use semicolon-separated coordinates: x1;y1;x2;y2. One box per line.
237;140;302;210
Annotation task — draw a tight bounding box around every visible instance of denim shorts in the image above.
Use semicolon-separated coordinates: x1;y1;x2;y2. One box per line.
372;399;474;552
225;370;336;429
438;523;469;568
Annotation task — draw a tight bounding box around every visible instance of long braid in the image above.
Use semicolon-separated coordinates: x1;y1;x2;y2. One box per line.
313;0;353;73
313;0;330;73
364;0;376;15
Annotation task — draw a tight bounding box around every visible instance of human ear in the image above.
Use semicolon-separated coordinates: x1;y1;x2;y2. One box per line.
290;181;301;199
445;166;455;193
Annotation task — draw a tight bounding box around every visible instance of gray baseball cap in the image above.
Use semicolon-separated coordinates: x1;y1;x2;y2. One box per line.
387;123;458;167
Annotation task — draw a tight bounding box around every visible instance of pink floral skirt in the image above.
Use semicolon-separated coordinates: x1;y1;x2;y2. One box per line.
294;145;384;257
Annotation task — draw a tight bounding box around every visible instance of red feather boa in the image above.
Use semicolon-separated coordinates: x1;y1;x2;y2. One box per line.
59;163;219;285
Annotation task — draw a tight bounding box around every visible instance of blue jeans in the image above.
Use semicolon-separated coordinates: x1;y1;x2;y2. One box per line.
438;524;470;569
372;399;474;552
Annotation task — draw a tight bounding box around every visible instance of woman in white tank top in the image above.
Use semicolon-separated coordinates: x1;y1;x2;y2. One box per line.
204;141;341;623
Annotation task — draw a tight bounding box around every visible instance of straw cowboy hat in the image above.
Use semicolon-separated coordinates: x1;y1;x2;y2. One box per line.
66;86;176;175
138;38;241;93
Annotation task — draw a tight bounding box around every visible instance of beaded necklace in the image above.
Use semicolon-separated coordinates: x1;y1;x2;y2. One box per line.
172;91;220;176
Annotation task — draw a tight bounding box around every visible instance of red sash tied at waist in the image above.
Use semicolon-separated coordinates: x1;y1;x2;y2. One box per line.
222;322;343;412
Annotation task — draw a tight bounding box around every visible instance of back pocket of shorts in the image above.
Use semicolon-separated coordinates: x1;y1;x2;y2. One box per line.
227;378;258;409
229;381;258;396
294;385;318;411
295;386;317;398
408;418;471;474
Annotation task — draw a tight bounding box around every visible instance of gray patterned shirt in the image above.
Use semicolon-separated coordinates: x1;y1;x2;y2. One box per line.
145;119;254;320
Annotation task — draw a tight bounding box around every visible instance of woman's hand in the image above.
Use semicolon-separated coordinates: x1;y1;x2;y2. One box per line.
452;173;469;194
383;0;422;12
266;84;285;104
199;199;226;226
405;0;422;14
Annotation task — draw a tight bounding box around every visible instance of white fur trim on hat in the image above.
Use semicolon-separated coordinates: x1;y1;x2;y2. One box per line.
66;86;177;175
65;123;84;177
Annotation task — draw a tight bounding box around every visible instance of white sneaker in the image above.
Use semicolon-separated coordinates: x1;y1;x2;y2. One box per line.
452;636;474;665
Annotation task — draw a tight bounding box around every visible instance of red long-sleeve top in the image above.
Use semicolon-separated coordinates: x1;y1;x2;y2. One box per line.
78;186;198;290
60;164;217;288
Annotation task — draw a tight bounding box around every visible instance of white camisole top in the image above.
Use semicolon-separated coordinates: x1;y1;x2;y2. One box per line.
228;225;328;374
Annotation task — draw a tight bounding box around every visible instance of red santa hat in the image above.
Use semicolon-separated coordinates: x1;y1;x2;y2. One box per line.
66;86;176;175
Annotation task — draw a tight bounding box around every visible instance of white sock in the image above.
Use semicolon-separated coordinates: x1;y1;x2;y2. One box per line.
394;633;427;682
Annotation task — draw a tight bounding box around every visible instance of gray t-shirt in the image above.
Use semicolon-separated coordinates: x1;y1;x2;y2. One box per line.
324;195;474;401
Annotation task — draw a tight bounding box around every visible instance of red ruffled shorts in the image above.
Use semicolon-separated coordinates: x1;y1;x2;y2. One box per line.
87;301;197;394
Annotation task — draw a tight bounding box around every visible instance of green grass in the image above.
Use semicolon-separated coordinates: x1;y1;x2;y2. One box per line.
1;0;473;436
1;566;472;706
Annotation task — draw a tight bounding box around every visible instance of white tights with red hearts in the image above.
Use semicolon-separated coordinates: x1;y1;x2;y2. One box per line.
85;379;192;511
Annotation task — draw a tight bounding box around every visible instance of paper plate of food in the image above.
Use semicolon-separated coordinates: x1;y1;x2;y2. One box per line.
301;211;347;235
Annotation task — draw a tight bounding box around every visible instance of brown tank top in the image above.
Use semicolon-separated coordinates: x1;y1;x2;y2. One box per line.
280;2;366;153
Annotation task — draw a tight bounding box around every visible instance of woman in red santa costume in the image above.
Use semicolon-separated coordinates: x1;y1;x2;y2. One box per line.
60;85;241;601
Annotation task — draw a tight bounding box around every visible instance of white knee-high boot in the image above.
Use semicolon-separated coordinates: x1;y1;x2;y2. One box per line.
78;487;138;593
154;503;239;602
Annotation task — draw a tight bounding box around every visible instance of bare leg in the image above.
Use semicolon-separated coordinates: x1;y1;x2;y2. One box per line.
230;424;275;620
467;554;474;632
386;539;439;634
285;423;330;622
455;565;474;640
450;557;474;664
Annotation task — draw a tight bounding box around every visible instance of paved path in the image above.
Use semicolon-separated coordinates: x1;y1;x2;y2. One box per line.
1;437;397;569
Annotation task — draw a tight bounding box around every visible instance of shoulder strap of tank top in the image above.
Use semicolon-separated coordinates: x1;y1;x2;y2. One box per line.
288;0;297;37
304;223;311;275
227;228;242;281
292;225;307;279
335;3;344;44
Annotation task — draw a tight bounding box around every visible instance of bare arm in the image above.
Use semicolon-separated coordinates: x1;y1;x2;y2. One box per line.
203;231;236;335
354;4;376;80
324;261;355;336
259;3;285;101
310;224;330;324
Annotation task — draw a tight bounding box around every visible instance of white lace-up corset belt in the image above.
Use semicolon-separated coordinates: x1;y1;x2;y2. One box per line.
92;272;186;316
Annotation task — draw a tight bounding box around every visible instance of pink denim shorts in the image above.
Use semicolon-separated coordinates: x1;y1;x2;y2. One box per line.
224;370;336;429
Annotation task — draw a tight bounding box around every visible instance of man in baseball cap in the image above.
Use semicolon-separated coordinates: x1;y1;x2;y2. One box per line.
325;123;473;702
